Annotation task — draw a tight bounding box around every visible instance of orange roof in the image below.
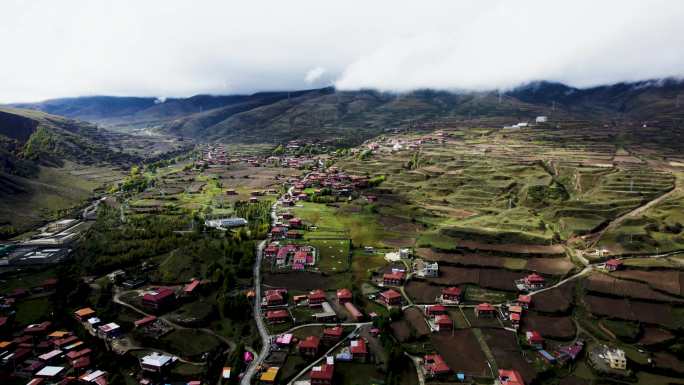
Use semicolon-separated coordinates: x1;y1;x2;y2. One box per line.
74;308;96;317
48;331;71;338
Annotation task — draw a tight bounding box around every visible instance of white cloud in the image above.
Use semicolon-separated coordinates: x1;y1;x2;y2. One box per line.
305;67;327;85
0;0;683;102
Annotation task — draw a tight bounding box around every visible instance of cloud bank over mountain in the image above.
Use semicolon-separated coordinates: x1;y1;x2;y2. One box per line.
1;0;683;102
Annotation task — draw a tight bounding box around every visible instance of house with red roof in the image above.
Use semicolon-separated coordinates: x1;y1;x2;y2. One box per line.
350;339;368;361
336;288;352;304
265;310;290;324
310;363;334;385
475;303;496;318
298;336;321;357
518;273;545;290
134;315;157;328
183;279;200;295
525;330;544;349
423;355;450;378
264;244;279;258
441;287;462;303
383;271;404;286
434;314;453;332
323;326;344;342
425;305;447;317
270;226;287;239
499;369;525;385
517;295;532;309
263;290;286;307
605;259;623;272
308;289;327;307
142;288;176;311
379;289;402;307
288;218;303;229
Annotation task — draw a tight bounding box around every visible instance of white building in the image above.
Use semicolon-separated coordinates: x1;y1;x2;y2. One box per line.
536;116;548;123
422;262;439;278
205;217;248;229
141;352;176;373
606;348;627;370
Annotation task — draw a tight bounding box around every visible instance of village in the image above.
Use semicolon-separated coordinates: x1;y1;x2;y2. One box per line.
1;127;683;385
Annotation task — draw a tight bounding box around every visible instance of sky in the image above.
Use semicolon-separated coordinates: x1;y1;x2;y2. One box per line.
1;0;684;103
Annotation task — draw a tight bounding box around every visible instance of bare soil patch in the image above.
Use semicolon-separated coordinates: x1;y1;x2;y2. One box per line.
404;281;442;303
432;266;526;291
584;274;684;303
454;240;565;255
263;272;335;291
390;320;413;343
430;330;489;376
483;329;537;384
522;312;576;340
526;258;575;275
404;307;430;337
533;283;574;314
584;295;674;327
416;249;507;268
612;270;683;296
638;327;675;346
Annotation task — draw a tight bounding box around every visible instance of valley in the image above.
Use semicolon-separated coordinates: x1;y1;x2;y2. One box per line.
1;84;684;385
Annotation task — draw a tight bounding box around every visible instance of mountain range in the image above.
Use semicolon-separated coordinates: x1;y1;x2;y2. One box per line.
9;79;684;145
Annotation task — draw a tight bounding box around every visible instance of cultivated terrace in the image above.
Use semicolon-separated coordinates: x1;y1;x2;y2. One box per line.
2;118;684;385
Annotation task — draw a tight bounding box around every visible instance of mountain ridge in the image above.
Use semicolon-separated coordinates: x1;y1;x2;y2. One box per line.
6;78;684;145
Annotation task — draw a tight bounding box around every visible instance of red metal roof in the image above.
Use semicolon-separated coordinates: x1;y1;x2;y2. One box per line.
499;369;525;385
517;295;532;304
298;335;320;350
350;339;367;355
184;280;200;293
134;315;157;327
442;287;462;296
308;289;326;300
143;288;175;303
476;303;495;312
310;364;334;380
336;288;352;299
380;289;401;300
324;326;344;337
266;310;289;319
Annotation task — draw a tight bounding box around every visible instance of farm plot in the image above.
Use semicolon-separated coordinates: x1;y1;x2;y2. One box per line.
522;312;576;340
482;328;537;384
404;307;430;337
430;330;490;376
612;270;684;297
431;266;526;291
583;274;684;303
404;281;442;304
526;257;576;275
263;271;341;291
583;295;676;328
532;282;575;314
638;327;675;346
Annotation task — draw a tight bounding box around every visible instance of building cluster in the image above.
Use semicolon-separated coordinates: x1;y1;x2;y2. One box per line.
514;273;546;292
263;287;366;325
264;243;317;271
196;144;228;167
0;219;87;269
0;307;116;384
